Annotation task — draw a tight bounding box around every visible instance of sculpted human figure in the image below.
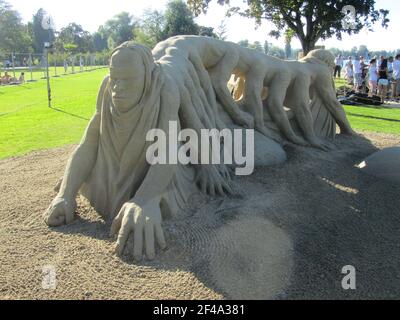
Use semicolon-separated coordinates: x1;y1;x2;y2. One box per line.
44;37;355;261
235;49;357;148
43;42;231;260
153;36;355;149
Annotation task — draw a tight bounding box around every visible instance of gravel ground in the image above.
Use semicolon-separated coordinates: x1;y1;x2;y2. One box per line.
0;131;399;300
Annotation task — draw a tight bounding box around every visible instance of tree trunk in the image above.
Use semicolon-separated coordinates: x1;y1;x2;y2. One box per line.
301;39;316;56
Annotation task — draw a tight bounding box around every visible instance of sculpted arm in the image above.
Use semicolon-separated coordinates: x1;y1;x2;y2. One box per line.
316;74;355;135
43;77;107;227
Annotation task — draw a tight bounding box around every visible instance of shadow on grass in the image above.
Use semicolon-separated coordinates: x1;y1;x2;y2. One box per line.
50;106;90;121
348;112;400;123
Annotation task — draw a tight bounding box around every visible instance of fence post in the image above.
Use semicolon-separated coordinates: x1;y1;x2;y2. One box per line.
29;53;34;82
11;53;16;79
0;54;3;78
54;52;58;77
44;47;51;108
42;53;47;79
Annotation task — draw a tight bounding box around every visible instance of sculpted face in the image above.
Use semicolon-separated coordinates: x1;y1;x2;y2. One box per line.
109;49;146;112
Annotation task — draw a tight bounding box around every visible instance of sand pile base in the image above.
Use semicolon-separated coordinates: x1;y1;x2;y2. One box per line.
0;131;399;300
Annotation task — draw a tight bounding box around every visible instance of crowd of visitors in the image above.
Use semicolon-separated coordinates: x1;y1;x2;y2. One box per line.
334;53;400;103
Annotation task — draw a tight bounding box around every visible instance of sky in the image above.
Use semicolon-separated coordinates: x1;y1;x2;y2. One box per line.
8;0;400;51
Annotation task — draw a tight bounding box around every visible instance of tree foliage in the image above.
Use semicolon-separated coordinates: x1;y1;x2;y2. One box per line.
32;8;55;53
163;0;200;39
133;10;166;49
56;23;94;53
188;0;390;54
0;0;32;54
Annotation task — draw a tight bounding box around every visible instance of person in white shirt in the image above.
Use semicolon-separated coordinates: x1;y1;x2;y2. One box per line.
391;54;400;99
353;56;362;92
334;54;343;78
368;59;378;97
345;57;354;85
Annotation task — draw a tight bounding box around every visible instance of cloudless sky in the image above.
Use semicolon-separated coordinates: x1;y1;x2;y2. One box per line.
9;0;400;51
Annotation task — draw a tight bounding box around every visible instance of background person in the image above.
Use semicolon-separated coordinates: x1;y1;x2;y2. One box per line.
18;72;25;84
1;72;11;85
378;58;389;103
391;54;400;100
353;56;362;92
368;59;378;97
334;54;343;78
388;56;394;80
345;57;354;85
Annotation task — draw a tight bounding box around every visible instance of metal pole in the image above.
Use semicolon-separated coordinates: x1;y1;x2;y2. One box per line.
11;53;16;79
54;51;58;77
45;48;51;108
29;53;33;81
43;53;46;79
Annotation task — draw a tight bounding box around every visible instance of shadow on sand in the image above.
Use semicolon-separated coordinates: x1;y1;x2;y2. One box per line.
52;133;400;299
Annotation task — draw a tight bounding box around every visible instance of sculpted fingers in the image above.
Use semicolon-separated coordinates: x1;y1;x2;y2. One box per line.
144;221;155;260
65;200;76;225
208;181;216;197
43;198;71;227
216;180;225;197
115;211;133;256
44;206;65;227
110;210;124;237
221;179;233;196
133;219;144;261
197;173;207;194
154;223;166;250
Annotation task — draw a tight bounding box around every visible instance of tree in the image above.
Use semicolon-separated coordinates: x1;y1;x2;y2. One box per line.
32;8;55;53
57;23;93;53
134;9;166;48
237;39;264;52
162;0;199;39
102;12;135;47
92;30;108;52
358;44;369;58
198;26;216;37
249;41;263;52
216;19;228;40
268;45;285;59
284;29;295;59
188;0;390;54
0;0;32;54
237;39;250;48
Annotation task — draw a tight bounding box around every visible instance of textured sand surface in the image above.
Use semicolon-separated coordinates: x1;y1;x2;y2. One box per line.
0;132;399;300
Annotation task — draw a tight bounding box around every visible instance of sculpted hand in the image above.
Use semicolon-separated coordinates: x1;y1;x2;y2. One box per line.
43;196;77;227
342;128;357;136
196;165;233;197
110;201;166;261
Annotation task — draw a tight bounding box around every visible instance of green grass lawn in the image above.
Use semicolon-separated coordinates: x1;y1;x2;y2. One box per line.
344;105;400;135
0;71;399;160
334;77;400;135
0;68;108;159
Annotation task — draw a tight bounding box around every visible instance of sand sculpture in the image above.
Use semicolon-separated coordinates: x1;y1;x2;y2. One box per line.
43;36;355;260
153;36;355;149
